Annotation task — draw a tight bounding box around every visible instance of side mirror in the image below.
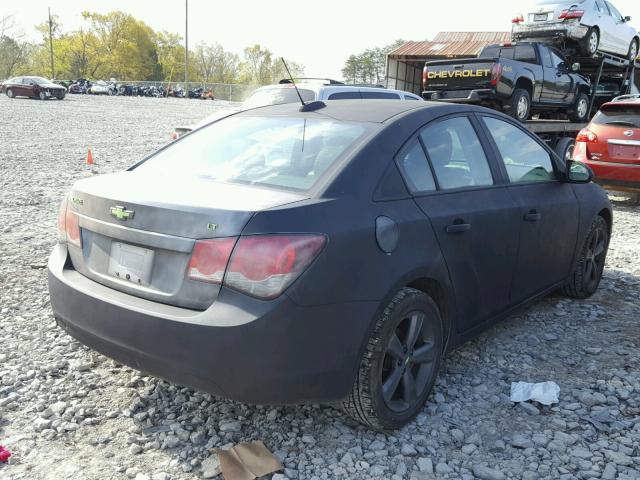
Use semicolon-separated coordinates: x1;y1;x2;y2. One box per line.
566;159;593;183
571;62;581;72
624;15;631;22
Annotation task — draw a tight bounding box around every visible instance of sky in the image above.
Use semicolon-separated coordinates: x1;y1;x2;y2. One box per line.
3;0;640;80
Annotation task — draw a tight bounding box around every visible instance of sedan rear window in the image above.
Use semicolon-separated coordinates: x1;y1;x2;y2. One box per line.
136;116;368;191
592;105;640;128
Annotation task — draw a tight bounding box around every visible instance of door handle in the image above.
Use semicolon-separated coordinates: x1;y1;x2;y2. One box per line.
446;223;471;234
524;210;542;222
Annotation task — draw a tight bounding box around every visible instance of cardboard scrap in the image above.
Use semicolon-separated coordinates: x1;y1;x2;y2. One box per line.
216;440;283;480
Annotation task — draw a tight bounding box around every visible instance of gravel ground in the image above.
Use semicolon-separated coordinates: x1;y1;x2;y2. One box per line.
0;94;639;480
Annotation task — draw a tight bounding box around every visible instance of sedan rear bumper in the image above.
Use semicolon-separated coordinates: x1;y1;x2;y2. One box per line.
423;89;495;103
48;244;377;404
512;23;589;42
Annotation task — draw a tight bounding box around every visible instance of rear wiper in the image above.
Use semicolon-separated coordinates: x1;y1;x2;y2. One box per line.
605;120;638;127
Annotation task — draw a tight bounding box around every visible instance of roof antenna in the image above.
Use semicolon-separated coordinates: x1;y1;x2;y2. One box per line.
281;57;326;112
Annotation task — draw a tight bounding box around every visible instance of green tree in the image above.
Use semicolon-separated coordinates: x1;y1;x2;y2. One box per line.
341;39;405;84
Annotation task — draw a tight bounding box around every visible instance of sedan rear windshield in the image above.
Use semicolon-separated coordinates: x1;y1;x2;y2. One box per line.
592;105;640;128
243;87;315;109
136;116;368;191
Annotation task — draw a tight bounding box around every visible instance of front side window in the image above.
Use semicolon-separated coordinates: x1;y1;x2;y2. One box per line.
396;139;436;193
550;50;566;68
539;47;553;68
482;117;556;183
606;2;623;21
136;116;369;191
420;117;494;190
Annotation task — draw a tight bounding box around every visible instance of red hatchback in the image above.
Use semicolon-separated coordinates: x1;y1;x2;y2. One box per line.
574;95;640;193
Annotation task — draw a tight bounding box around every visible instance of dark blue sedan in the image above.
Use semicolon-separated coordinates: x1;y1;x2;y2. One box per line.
49;100;611;430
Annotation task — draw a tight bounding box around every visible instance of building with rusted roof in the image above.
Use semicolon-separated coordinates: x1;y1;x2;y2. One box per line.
386;32;511;95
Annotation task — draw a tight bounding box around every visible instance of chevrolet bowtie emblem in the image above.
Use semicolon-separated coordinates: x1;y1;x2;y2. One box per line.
110;205;135;221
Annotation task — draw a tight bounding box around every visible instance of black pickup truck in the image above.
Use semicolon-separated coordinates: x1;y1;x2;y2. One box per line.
422;42;592;123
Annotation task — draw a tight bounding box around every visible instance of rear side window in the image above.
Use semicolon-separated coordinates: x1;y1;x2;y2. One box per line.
396;139;436;193
482;117;556;183
592;105;640;127
328;91;362;100
420;117;494;190
136;116;369;191
404;95;421;100
515;45;537;63
480;46;500;58
499;48;515;60
360;91;401;99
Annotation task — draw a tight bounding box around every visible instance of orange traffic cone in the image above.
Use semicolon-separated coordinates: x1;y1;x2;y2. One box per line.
86;148;94;165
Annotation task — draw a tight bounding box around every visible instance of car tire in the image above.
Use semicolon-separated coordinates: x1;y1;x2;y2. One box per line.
341;287;443;430
506;89;531;122
6;88;14;98
581;28;600;56
562;215;609;299
568;93;590;123
108;89;114;96
39;91;47;100
628;38;639;62
57;95;65;100
554;137;576;163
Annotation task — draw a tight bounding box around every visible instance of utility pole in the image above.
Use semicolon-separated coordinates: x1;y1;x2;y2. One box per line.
184;0;188;95
48;8;55;79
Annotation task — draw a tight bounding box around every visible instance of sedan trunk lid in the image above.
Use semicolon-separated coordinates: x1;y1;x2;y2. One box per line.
67;171;307;310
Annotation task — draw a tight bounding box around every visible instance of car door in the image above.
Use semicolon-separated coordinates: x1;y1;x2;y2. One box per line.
24;78;37;97
11;77;25;96
397;114;521;333
594;0;614;52
549;49;573;101
538;46;558;102
478;115;579;302
605;1;630;55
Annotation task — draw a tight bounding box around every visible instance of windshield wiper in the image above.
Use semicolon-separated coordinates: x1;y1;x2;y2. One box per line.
605;120;638;127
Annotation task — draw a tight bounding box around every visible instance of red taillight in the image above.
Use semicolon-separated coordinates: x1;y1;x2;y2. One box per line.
187;237;237;284
559;9;584;20
171;131;178;140
224;234;326;299
511;15;524;23
490;64;503;87
58;196;81;248
422;65;428;90
65;209;81;248
57;197;68;243
576;127;598;143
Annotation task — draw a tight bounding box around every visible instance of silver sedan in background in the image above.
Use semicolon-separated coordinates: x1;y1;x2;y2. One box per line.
512;0;639;60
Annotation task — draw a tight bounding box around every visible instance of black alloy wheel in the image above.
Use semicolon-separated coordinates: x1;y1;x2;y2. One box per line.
342;287;443;430
381;310;439;412
562;216;609;299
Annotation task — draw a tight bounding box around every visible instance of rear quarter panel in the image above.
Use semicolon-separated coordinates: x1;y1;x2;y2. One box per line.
241;106;461;345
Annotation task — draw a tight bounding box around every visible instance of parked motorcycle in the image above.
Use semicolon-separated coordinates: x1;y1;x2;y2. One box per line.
188;87;203;99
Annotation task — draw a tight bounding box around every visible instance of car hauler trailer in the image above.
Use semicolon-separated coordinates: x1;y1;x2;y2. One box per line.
386;32;639;157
